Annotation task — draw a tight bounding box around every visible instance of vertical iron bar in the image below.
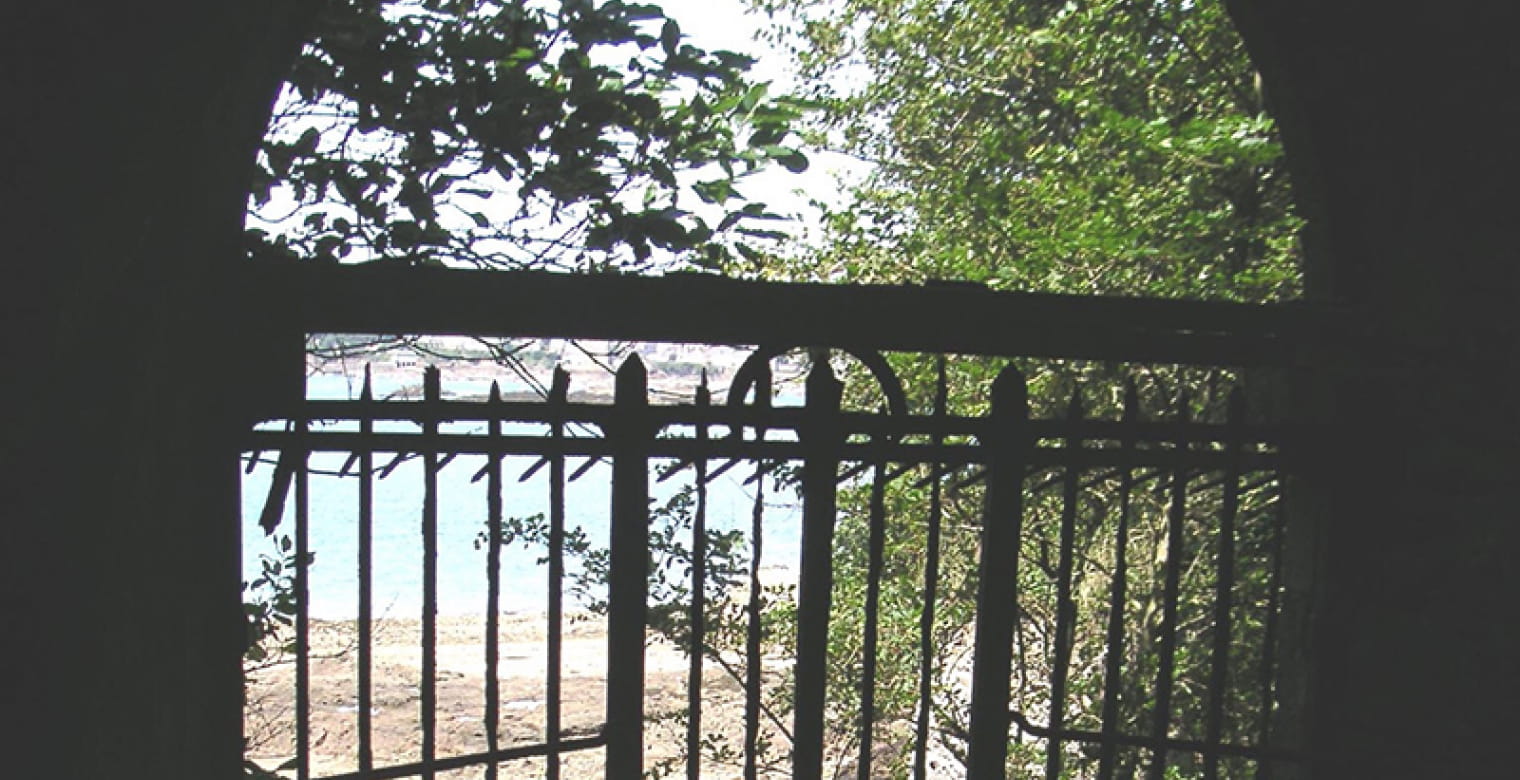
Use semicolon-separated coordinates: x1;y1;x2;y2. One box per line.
1254;497;1288;780
686;374;710;780
421;366;440;780
743;363;771;780
1203;390;1245;778
1097;381;1139;780
295;406;310;780
606;357;650;780
1146;392;1190;780
793;356;842;780
547;367;568;780
913;357;948;780
357;367;374;775
485;381;503;780
857;453;888;780
967;365;1028;780
1045;391;1084;780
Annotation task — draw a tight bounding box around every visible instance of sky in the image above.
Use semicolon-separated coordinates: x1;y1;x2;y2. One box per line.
652;0;871;232
246;0;872;269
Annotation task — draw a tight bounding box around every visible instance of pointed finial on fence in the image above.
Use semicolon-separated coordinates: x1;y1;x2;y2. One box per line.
551;365;570;403
424;364;441;400
1227;386;1246;426
1066;385;1083;421
1122;377;1139;423
489;379;500;403
697;368;710;406
990;363;1028;417
616;354;647;405
806;350;841;407
362;364;372;401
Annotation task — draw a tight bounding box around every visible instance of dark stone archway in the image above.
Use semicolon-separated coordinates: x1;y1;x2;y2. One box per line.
4;3;1516;777
1227;3;1520;775
3;3;312;776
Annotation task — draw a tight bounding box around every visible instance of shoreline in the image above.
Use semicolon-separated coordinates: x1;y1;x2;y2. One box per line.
245;612;788;778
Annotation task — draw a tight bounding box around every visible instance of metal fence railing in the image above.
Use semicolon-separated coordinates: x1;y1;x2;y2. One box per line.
245;340;1304;780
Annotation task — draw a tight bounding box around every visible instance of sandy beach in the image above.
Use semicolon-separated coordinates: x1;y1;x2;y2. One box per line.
244;614;791;779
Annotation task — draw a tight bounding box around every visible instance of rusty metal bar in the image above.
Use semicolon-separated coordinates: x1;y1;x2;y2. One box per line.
606;357;650;780
421;366;441;780
357;368;374;775
1203;390;1246;778
1045;391;1084;780
913;357;948;780
857;456;888;780
1255;494;1288;780
793;358;842;780
316;733;609;780
1097;381;1139;780
686;376;710;780
967;365;1029;779
547;366;568;780
742;363;771;780
484;381;503;780
295;407;310;780
1147;393;1191;780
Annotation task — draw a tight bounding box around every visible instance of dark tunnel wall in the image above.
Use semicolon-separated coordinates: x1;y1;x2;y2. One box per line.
2;2;1516;776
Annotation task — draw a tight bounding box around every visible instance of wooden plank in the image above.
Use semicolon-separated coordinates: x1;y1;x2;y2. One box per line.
244;263;1346;367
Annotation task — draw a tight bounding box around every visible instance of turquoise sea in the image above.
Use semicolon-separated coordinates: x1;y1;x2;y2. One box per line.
241;372;802;619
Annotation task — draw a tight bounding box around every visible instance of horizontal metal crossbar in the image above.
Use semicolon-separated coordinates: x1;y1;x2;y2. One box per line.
263;398;1293;444
316;733;607;780
246;428;1279;470
1007;710;1305;764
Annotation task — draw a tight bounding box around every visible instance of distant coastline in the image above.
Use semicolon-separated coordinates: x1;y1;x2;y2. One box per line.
306;340;796;405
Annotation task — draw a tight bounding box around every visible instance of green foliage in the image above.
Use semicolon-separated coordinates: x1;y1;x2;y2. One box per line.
242;533;307;665
248;2;1304;775
248;0;812;271
735;1;1304;774
491;483;801;776
241;534;312;777
748;0;1301;302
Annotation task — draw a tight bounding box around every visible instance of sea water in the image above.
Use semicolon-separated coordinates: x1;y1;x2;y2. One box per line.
240;372;802;619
